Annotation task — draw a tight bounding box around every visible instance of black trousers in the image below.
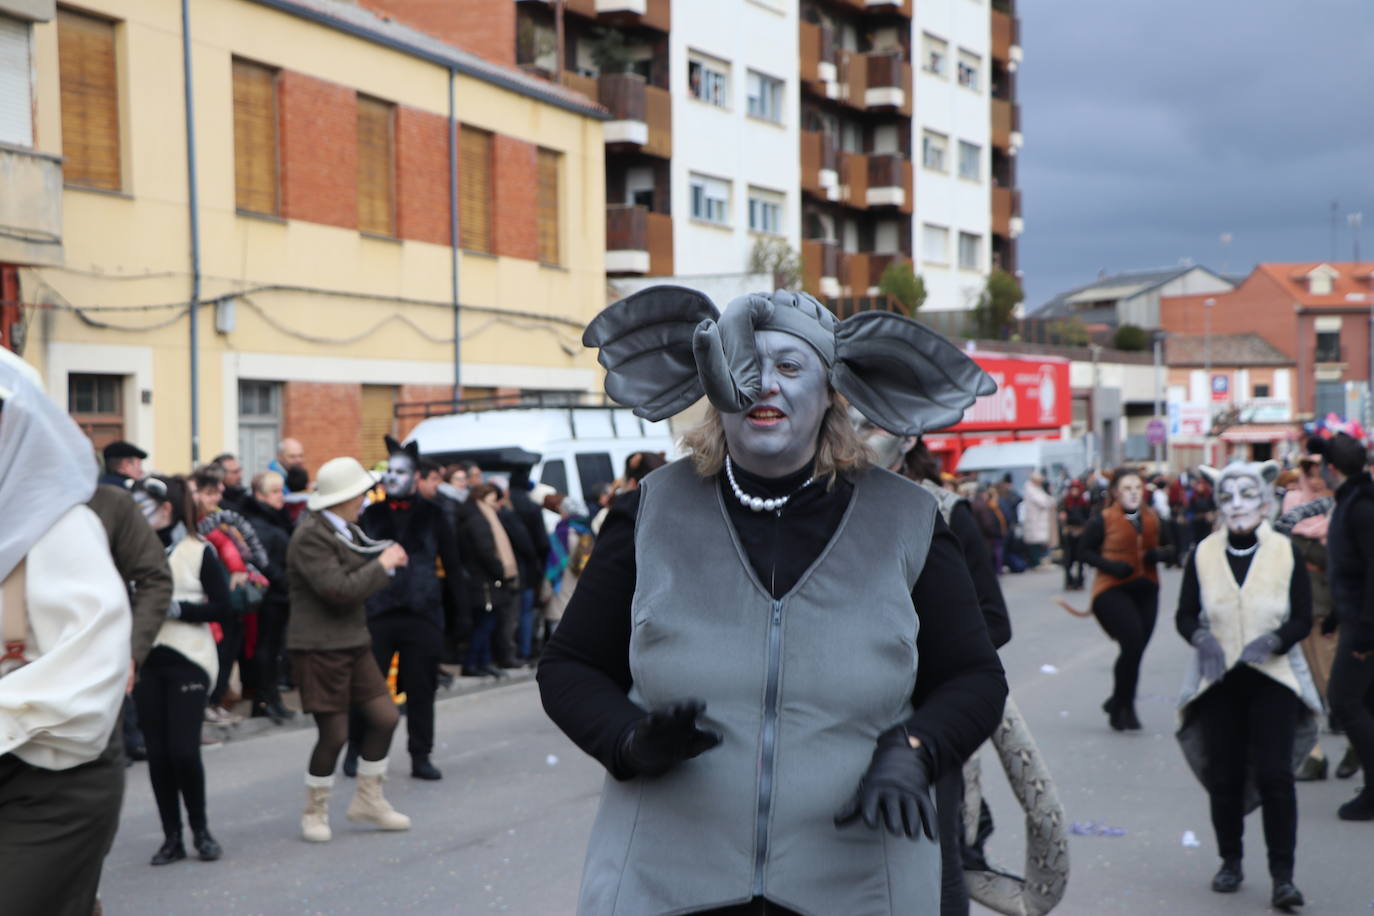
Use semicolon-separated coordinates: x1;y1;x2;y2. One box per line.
493;582;521;667
1327;626;1374;784
0;732;124;916
1091;579;1159;708
936;765;970;916
1061;531;1084;588
350;613;443;759
1194;665;1300;879
134;646;212;836
255;600;289;703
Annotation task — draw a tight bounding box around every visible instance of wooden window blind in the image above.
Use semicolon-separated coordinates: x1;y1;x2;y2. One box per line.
231;58;278;215
57;8;120;191
536;148;560;264
459;126;492;253
356;95;394;236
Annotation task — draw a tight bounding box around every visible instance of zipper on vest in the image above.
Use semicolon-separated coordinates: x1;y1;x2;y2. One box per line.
753;598;785;897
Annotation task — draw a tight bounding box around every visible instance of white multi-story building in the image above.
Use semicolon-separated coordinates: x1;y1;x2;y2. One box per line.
670;0;800;278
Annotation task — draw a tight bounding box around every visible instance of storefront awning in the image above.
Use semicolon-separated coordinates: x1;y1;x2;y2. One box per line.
1219;423;1300;443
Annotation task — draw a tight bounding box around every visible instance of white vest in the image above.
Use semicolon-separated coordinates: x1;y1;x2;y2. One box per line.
153;537;219;683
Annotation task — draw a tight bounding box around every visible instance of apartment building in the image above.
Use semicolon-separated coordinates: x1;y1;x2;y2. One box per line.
1;0;607;473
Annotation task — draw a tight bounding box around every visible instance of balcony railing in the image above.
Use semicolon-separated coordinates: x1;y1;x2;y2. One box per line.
863;52;911;113
991;9;1020;61
1314;343;1345;364
866;154;911;210
644;84;671;158
801;130;839;195
594;0;670;32
992;186;1021;235
992;98;1021;149
841;152;869;208
564;72;670;157
844;252;871;296
606;205;673;276
600;72;645;122
560;70;598;100
800;21;835;90
0;146;64;268
862;0;913;17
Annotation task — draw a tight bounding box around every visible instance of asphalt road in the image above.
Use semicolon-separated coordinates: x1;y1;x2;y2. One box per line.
98;565;1374;915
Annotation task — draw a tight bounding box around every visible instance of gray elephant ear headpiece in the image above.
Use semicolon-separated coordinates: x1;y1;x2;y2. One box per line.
584;285;996;437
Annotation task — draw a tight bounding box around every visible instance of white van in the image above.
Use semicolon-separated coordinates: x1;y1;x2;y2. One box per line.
956;439;1088;491
403;395;678;509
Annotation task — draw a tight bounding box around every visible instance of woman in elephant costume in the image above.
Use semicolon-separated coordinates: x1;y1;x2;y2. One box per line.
1175;460;1320;912
539;286;1009;915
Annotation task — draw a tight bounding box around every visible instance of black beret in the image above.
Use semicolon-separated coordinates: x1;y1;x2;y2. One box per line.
103;440;148;461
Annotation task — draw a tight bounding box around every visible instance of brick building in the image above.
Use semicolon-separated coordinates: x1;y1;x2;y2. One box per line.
2;0;608;474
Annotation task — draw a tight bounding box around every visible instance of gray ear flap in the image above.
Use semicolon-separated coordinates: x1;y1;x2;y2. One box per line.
831;311;997;436
1257;460;1280;485
583;285;719;421
692;294;773;414
1198;465;1221;486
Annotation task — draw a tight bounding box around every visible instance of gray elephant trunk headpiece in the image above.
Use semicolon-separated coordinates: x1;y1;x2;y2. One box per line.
583;286;996;437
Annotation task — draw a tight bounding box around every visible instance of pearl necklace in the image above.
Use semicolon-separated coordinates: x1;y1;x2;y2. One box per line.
725;456;814;513
1225;539;1259;557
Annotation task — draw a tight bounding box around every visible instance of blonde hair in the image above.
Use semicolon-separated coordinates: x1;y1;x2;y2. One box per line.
679;394;874;485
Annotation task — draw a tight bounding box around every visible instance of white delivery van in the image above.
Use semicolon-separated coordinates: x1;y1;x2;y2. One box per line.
956;439;1088;491
403;395;678;510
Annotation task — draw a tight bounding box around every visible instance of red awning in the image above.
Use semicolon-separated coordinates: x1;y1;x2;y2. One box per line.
1219;423;1300;443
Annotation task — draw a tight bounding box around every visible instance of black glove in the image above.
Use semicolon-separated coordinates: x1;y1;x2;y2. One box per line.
1351;621;1374;655
1144;546;1175;566
1320;614;1339;637
1190;629;1227;683
1102;560;1134;579
1238;632;1281;665
834;726;936;841
616;699;722;778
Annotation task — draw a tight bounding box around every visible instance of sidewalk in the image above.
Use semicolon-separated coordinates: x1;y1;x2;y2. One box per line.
199;664;537;746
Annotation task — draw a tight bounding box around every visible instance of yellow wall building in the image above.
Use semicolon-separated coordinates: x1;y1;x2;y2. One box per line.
1;0;607;474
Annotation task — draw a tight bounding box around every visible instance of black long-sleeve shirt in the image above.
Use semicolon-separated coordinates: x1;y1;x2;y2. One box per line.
1174;529;1312;652
947;500;1011;649
538;463;1007;782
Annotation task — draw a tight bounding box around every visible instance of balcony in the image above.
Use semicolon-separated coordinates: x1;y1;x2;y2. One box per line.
991;9;1022;64
862;51;911;113
840;152;869;209
594;0;670;32
866;153;912;211
863;0;913;17
801;130;840;199
606;205;673;277
992;98;1022;150
799;21;838;92
802;239;842;298
992;186;1022;236
844;252;871;296
0;145;64;268
564;72;671;157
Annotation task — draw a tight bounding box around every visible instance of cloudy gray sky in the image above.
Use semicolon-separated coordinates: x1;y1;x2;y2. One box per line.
1018;0;1374;308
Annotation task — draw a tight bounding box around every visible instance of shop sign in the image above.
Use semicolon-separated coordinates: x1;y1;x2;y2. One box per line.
955;355;1072;432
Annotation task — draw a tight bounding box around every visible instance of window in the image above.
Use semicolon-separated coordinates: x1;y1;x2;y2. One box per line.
688;53;730;107
238;380;281;477
69;373;124;450
958;232;982;269
921;33;948;78
1315;381;1345;419
356;95;395;236
0;15;33;147
921;130;948;171
1253;384;1270;398
958;141;981;180
232;58;279;215
1315;329;1341;363
690;173;731;225
459;126;493;252
539;459;568;495
57;8;121;191
537;148;561;264
575;452;615;501
746;70;783;123
921;224;949;264
747;187;784;234
957;50;981;90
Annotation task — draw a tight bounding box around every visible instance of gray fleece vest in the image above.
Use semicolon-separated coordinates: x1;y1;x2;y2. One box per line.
579;459;941;916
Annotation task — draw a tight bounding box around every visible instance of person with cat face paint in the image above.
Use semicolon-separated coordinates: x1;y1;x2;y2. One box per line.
1174;461;1320;910
1073;468;1175;731
541;287;1008;916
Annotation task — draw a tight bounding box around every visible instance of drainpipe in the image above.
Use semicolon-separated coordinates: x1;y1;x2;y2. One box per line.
181;0;202;465
448;68;461;402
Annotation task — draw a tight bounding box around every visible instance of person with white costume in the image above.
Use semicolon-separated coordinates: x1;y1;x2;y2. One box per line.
1175;460;1320;912
0;348;132;915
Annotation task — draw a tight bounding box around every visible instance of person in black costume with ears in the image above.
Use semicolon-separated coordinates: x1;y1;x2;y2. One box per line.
1175;460;1320;911
343;437;464;782
1061;468;1173;730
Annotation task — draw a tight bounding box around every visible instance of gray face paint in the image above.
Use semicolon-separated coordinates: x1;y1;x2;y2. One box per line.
382;452;416;499
721;330;830;479
849;406;907;471
1217;474;1265;534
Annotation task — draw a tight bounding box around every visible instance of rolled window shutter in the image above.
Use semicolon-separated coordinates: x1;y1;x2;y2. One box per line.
0;16;32;147
459;126;491;253
357;95;394;236
536;148;560;265
232;59;279;215
58;9;120;191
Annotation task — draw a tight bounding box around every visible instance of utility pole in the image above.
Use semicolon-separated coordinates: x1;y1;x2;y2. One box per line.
1152;331;1164;465
1203;297;1215;466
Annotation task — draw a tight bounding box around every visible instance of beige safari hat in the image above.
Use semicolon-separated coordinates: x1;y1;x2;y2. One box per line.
308;457;375;511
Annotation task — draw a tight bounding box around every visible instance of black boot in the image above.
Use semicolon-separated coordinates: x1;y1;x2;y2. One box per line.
150;832;186;866
191;827;222;861
1338;787;1374;821
1271;879;1304;910
1210;859;1243;893
411;755;443;780
1294;754;1328;782
1336;745;1360;779
1103;697;1131;732
1119;703;1142;731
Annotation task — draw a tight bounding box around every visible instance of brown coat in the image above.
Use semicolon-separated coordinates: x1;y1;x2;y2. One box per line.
87;484;173;667
1091;504;1160;600
286;511;392;651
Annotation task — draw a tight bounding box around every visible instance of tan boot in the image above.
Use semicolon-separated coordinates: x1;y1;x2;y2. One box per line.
347;759;411;831
301;779;332;843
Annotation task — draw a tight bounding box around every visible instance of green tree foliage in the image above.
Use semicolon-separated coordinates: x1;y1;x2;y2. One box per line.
588;28;633;74
1049;317;1091;346
1112;324;1150;351
972;269;1023;339
748;237;802;291
877;259;926;315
